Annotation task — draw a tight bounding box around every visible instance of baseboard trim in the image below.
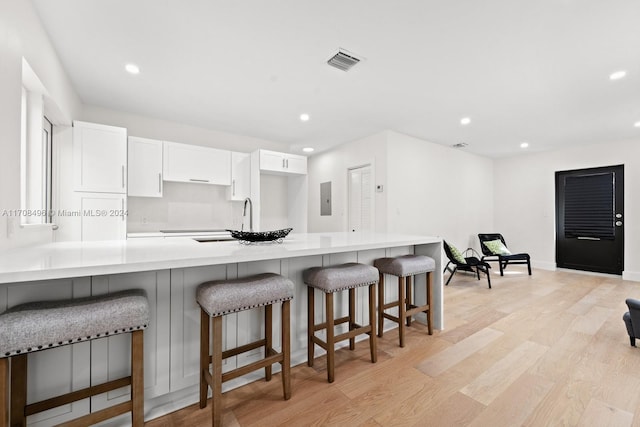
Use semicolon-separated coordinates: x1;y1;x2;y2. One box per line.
623;271;640;282
532;260;556;271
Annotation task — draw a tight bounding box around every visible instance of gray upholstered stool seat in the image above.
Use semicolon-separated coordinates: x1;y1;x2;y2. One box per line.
0;289;149;427
0;289;149;357
304;263;378;383
197;273;294;316
374;254;436;346
197;273;293;427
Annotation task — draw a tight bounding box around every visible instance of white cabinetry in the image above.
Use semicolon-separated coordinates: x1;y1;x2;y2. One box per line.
227;152;251;201
163;141;231;185
73;121;127;193
128;137;163;198
258;149;307;175
78;193;127;241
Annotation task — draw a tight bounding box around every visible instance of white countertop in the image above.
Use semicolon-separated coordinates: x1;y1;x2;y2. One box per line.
0;232;441;283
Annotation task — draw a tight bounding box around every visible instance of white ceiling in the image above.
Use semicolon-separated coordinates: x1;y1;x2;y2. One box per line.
32;0;640;157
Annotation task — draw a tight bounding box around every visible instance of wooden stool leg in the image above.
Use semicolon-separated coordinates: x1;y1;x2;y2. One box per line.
281;300;291;400
265;304;273;381
368;284;377;363
0;358;7;427
211;315;223;427
131;330;144;427
398;277;406;348
426;271;433;335
377;273;384;338
325;292;335;383
10;354;27;427
348;288;356;350
406;275;412;327
307;287;315;367
200;308;210;409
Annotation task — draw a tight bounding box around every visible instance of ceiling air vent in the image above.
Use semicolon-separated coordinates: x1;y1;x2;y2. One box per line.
327;49;361;71
452;142;468;149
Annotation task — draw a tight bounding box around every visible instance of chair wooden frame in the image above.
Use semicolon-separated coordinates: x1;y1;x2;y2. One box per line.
307;284;377;383
478;233;532;276
377;271;433;347
0;330;144;427
200;300;291;427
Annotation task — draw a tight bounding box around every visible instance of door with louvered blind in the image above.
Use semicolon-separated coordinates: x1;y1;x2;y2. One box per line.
555;165;624;274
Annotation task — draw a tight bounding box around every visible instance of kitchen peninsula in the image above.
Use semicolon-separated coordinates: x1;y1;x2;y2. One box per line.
0;232;441;425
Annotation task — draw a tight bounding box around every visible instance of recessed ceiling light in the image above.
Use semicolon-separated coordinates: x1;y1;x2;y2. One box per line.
460;117;471;126
302;147;314;153
609;70;626;80
300;113;310;122
125;63;140;75
634;121;640;128
520;142;529;148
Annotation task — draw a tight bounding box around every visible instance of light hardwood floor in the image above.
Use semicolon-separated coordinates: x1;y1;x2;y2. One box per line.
147;268;640;426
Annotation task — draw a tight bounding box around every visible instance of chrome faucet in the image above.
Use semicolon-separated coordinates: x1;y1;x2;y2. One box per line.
242;197;253;232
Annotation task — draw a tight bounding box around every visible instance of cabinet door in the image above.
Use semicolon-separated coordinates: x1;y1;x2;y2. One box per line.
128;137;162;197
163;141;231;185
228;152;250;201
79;193;126;241
259;150;285;173
284;154;307;175
73;121;127;193
259;150;307;175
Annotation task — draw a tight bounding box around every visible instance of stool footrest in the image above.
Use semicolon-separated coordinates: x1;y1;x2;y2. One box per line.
405;305;429;318
312;315;350;332
221;338;267;360
334;326;372;343
58;401;132;427
26;376;132;416
222;352;283;383
382;312;400;323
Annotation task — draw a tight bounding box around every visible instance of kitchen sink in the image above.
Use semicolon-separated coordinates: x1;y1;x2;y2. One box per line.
193;237;235;243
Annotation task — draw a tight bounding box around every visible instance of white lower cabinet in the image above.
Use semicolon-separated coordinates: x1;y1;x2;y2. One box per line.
169;264;234;392
89;271;171;420
0;278;92;427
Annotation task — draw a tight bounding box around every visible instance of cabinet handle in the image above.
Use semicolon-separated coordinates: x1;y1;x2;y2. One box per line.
121;199;125;222
121;165;125;188
232;179;236;196
189;178;210;183
282;158;286;168
158;173;162;193
286;159;289;168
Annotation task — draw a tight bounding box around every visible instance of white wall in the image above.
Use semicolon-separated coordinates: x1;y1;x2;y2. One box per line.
307;130;494;254
494;138;640;280
386;131;494;251
0;0;82;249
307;131;388;232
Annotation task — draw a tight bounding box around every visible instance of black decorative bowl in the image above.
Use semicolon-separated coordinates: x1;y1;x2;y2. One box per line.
226;228;292;244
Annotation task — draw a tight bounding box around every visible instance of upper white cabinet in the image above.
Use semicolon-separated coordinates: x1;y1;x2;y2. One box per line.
258;149;307;175
227;152;251;201
128;136;163;198
163;141;231;185
73;121;127;193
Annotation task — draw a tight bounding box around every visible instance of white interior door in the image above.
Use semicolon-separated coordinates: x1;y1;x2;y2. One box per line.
348;165;373;232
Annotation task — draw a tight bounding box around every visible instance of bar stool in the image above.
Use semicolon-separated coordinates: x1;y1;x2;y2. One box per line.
0;289;149;427
374;254;435;347
304;263;378;383
197;273;293;427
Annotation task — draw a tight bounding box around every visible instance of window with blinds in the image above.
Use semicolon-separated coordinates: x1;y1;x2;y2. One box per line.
563;172;615;239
